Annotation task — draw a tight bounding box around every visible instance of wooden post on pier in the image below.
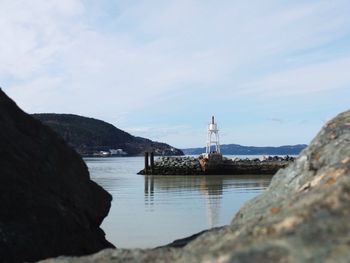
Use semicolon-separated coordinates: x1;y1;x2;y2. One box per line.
150;152;154;173
144;152;149;173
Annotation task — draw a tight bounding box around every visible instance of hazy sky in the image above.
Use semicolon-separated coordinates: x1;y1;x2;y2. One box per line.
1;0;350;148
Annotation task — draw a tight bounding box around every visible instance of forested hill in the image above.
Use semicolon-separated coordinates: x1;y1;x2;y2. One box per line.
182;144;307;155
32;113;183;156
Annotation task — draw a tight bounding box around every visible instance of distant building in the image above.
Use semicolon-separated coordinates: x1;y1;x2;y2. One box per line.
97;151;110;156
109;149;127;156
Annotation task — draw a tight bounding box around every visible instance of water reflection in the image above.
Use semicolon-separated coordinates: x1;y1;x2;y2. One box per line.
86;157;273;248
144;175;271;228
144;175;154;211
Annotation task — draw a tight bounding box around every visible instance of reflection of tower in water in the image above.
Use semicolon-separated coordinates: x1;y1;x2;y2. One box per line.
144;175;154;210
142;174;271;228
199;177;223;228
203;116;223;227
143;175;227;227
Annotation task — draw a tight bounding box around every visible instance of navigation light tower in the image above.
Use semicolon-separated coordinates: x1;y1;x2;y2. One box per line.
206;116;221;154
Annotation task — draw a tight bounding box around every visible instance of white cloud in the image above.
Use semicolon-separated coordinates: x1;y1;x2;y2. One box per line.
240;56;350;97
0;0;83;78
1;0;350;147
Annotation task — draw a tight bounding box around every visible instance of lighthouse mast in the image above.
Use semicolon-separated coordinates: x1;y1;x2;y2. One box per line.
206;116;221;154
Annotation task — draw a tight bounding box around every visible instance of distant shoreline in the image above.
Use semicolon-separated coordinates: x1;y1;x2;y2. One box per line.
182;144;307;155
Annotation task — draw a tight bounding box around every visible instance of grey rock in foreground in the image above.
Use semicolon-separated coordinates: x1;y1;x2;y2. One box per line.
41;110;350;263
0;89;114;262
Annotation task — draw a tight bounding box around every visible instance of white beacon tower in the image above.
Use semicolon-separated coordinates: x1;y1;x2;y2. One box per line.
206;116;221;154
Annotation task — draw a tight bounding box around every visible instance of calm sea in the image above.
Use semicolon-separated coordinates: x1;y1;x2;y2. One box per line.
85;156;272;249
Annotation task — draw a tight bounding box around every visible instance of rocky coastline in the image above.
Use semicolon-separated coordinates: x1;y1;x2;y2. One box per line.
41;109;350;262
1;87;349;262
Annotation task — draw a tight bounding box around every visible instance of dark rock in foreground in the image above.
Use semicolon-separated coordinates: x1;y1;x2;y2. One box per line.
0;89;114;262
41;110;350;262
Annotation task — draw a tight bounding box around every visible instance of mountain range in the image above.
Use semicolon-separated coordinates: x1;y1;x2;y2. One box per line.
33;113;306;157
182;144;307;155
32;113;183;156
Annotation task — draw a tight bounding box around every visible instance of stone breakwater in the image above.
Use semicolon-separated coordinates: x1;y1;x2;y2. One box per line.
138;156;204;175
203;155;294;175
138;155;295;175
234;155;295;162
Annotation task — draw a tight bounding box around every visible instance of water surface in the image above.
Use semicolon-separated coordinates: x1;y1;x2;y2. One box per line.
85;156;272;248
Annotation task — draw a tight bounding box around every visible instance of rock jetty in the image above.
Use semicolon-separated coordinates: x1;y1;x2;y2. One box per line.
41;109;350;262
0;89;114;262
138;155;294;175
202;155;294;175
138;156;203;175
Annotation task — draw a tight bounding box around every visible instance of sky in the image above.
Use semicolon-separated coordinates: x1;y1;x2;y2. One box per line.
1;0;350;148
